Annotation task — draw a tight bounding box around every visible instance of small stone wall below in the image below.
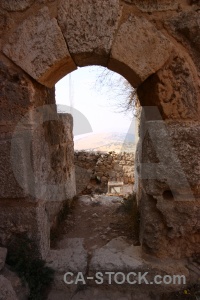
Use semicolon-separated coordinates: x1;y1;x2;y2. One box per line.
74;151;134;194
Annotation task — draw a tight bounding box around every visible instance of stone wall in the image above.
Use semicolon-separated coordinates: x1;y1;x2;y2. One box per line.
0;0;199;260
0;60;76;258
44;113;76;228
74;151;134;194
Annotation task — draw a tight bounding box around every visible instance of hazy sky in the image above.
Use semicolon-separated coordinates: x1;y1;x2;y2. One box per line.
55;66;135;137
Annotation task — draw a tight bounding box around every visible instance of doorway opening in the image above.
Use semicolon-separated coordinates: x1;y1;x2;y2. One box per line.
51;66;140;253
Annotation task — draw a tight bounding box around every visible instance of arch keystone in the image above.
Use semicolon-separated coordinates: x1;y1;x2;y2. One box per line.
57;0;122;66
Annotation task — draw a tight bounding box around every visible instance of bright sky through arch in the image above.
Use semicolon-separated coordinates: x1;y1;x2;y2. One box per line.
55;66;135;138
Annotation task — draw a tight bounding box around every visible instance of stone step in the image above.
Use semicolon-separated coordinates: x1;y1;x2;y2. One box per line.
46;237;193;299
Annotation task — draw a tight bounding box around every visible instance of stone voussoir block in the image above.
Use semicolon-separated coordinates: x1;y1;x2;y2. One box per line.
108;15;173;87
3;7;76;88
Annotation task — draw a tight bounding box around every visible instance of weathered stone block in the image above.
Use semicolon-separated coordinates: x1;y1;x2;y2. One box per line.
0;61;55;135
138;54;199;120
0;10;8;36
139;191;200;258
1;266;30;299
0;139;28;198
135;118;200;258
0;62;36;127
1;0;34;11
125;0;178;11
0;275;18;300
0;247;7;271
46;238;88;274
165;11;200;71
3;7;76;87
0;201;49;259
138;120;200;196
58;0;121;66
109;15;172;87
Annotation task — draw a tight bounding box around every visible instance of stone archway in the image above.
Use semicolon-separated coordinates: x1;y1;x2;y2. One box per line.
0;0;199;260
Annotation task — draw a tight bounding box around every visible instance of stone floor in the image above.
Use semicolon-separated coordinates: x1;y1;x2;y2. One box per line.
46;195;200;300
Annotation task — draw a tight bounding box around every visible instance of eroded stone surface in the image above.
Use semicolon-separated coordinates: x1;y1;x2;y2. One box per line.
1;266;30;300
0;10;9;36
0;248;7;271
46;238;88;273
135;119;200;258
138;53;199;120
58;0;121;66
0;139;29;199
0;202;49;259
75;151;134;194
144;123;200;194
108;15;172;87
46;238;88;293
0;0;200;265
123;0;178;11
3;7;76;87
90;237;144;271
139;191;200;259
0;275;18;300
72;287;150;300
165;11;200;71
1;0;34;11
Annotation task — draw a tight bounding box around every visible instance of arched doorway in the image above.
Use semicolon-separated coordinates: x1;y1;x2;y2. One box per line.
0;0;199;260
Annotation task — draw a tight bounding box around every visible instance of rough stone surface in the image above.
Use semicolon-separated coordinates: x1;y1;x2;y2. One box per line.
139;120;200;193
124;0;179;11
0;201;49;259
58;0;121;66
0;140;28;199
137;53;199;120
1;0;34;11
33;112;76;201
75;151;134;194
0;248;7;271
138;191;200;259
0;59;76;258
135;118;200;258
46;238;88;273
0;0;200;264
0;275;18;300
71;287;151;300
0;10;9;37
109;15;172;87
3;7;76;88
89;237;189;292
90;237;144;272
47;290;71;300
165;10;200;71
46;238;88;293
1;266;29;300
0;61;52;128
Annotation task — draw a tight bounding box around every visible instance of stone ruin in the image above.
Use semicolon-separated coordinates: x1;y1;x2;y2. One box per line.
0;0;199;272
74;151;134;195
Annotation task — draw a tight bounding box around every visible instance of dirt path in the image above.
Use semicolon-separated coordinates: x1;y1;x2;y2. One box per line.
48;194;200;300
51;194;139;254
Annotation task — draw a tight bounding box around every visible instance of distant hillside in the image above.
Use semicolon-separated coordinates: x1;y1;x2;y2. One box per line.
74;132;136;153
